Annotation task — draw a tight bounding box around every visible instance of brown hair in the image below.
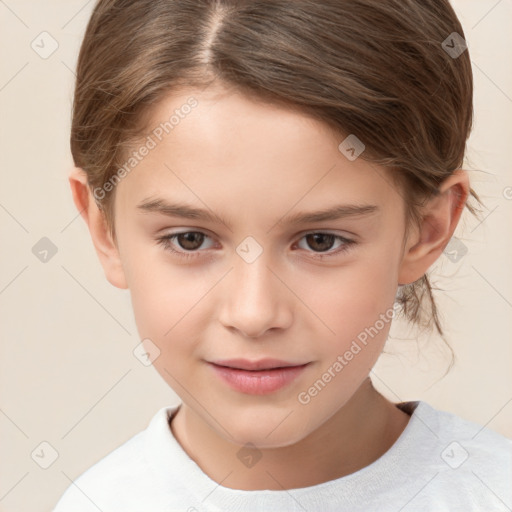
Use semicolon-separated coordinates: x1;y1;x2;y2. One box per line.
71;0;482;347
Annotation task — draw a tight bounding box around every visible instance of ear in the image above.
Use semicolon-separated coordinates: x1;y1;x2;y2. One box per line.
68;167;128;289
398;169;470;285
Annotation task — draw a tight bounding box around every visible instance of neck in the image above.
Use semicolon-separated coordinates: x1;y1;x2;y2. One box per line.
170;378;411;490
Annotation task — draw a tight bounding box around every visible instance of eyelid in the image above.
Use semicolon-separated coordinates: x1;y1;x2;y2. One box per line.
294;227;359;240
159;229;218;250
159;227;357;240
156;228;357;260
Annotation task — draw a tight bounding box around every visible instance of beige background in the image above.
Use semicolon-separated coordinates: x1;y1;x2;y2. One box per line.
0;1;511;511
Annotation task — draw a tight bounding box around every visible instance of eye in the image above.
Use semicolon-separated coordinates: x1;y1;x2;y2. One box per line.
155;230;356;261
155;231;215;260
294;232;356;259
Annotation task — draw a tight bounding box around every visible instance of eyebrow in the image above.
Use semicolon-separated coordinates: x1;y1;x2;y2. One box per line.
136;198;379;227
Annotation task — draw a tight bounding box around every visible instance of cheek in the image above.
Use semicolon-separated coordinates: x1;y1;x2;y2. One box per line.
123;248;183;340
294;259;400;427
129;270;202;340
296;255;399;345
125;250;220;375
119;230;203;329
129;271;204;385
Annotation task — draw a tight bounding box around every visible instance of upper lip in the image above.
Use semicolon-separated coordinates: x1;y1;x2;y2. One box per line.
209;358;309;371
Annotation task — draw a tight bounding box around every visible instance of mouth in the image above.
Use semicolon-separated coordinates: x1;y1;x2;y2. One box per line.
209;358;309;371
206;359;311;395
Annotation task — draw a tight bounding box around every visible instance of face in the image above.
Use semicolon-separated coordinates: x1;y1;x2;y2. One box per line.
112;84;409;448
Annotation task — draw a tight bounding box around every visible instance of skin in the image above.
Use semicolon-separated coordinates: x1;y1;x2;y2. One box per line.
69;82;469;491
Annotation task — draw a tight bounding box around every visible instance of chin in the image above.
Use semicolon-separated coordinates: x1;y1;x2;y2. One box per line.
232;428;307;450
215;411;313;449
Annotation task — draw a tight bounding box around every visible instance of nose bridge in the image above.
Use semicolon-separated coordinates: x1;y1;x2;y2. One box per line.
218;236;290;337
232;237;279;306
234;247;274;297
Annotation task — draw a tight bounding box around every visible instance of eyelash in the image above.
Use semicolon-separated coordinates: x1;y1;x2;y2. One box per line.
155;231;357;261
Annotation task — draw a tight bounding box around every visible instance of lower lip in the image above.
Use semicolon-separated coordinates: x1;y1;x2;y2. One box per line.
208;363;310;395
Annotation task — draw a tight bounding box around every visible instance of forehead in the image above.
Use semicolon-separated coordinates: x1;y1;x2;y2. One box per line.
114;85;403;224
150;85;342;160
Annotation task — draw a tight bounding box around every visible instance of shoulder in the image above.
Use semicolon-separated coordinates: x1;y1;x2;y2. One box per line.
401;401;512;511
414;400;512;457
51;406;176;512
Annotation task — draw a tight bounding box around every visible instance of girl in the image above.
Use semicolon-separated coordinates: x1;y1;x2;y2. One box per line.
54;0;511;510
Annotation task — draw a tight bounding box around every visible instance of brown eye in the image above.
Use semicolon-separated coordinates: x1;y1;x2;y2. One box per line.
155;231;214;260
304;233;336;252
175;232;205;251
295;232;356;259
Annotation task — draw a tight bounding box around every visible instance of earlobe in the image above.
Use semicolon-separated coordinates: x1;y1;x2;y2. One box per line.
68;167;128;290
398;169;470;285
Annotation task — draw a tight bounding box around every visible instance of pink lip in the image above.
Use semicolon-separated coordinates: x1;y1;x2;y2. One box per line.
211;358;307;371
207;359;311;395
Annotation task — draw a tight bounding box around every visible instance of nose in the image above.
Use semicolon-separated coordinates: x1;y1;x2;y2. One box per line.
218;248;293;339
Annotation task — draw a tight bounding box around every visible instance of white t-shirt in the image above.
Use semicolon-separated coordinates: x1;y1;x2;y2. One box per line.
52;401;512;511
